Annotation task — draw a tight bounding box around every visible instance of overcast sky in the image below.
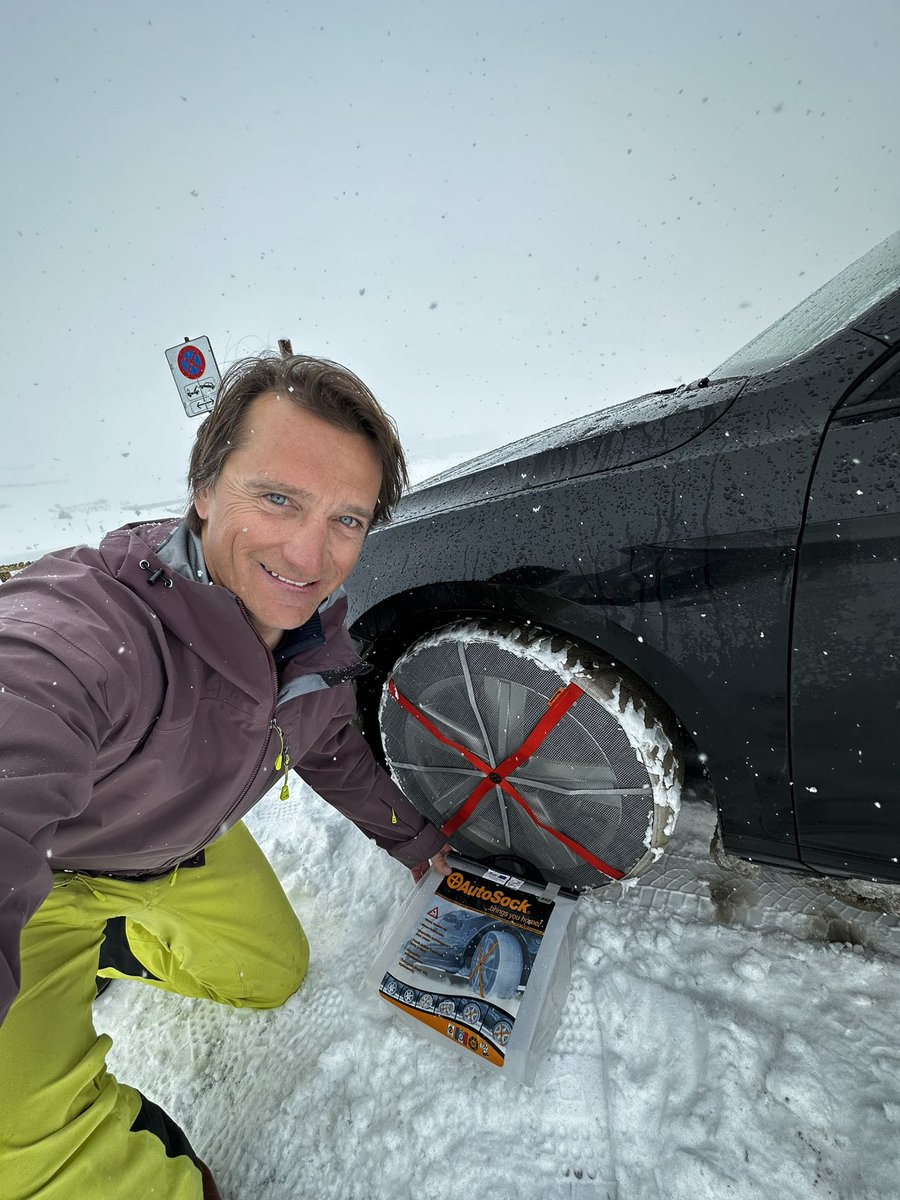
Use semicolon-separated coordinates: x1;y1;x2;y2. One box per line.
2;0;898;560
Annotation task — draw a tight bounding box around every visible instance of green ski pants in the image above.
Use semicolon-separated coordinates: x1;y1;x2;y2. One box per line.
0;821;309;1199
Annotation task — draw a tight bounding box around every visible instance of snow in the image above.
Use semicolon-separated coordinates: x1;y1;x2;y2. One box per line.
97;782;900;1200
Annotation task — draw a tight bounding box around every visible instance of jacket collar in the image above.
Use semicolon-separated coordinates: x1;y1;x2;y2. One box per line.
155;521;211;585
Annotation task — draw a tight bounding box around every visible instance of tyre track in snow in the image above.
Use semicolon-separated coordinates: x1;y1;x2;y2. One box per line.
576;799;900;1200
592;799;900;958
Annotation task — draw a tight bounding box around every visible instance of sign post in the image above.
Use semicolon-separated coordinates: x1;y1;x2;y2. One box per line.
165;336;222;417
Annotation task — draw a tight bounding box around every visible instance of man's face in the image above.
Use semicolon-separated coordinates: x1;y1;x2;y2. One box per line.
194;390;382;648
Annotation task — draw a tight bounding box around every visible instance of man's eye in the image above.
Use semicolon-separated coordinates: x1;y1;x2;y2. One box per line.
266;493;288;507
338;515;362;529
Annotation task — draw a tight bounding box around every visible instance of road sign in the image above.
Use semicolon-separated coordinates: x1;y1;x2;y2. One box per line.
165;336;222;417
177;344;206;379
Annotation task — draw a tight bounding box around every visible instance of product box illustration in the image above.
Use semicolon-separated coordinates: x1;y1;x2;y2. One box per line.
368;858;579;1085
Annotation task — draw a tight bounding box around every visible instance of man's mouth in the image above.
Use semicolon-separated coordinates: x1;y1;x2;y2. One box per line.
261;564;315;589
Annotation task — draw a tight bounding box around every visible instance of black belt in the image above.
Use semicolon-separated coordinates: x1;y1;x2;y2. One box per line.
60;848;206;883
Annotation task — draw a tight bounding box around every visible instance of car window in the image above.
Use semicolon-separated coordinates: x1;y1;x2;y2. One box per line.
839;359;900;415
709;230;900;379
861;370;900;408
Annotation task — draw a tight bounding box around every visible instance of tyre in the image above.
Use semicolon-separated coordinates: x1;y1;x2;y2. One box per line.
379;619;683;891
468;930;524;999
492;1019;512;1047
462;1001;483;1025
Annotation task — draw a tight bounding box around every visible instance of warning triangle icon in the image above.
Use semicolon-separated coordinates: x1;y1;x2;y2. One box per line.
427;906;439;919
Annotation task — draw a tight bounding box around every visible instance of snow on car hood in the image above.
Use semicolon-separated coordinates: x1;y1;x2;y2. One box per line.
395;377;744;523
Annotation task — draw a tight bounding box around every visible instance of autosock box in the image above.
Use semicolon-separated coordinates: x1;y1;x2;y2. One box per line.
368;856;579;1086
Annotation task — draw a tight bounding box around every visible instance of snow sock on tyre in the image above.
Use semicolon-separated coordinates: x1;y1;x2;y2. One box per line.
380;620;682;892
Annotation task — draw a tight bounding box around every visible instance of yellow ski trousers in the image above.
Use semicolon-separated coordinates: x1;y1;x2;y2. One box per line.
0;821;309;1200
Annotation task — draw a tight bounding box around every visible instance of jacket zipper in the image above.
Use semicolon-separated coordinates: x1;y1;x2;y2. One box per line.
189;601;281;858
272;718;291;800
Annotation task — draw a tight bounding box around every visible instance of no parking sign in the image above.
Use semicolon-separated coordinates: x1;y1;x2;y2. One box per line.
165;336;222;417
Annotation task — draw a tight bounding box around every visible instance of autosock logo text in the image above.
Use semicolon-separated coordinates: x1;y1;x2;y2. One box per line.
445;872;531;912
437;869;554;932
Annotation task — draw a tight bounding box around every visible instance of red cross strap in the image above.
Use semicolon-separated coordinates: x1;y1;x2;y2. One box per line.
386;677;624;881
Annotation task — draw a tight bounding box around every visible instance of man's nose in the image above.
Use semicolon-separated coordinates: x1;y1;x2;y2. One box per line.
284;518;328;578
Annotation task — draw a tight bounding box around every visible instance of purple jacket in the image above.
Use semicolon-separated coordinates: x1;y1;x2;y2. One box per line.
0;518;444;1024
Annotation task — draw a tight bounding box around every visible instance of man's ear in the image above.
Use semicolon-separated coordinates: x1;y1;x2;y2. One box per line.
194;488;209;521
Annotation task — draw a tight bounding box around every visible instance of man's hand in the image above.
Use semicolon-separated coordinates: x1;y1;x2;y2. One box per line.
411;842;452;883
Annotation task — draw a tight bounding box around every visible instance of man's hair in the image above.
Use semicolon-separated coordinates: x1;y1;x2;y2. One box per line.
186;353;408;534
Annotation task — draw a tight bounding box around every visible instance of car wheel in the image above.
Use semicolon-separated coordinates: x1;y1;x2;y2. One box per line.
468;929;524;1000
462;1001;483;1025
379;619;683;891
492;1019;512;1046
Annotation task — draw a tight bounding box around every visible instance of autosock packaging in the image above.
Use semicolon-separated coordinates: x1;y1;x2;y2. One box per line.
368;856;579;1086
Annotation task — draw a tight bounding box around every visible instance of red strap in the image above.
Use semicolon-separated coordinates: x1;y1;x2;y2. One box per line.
387;677;624;880
441;775;496;837
491;775;624;880
497;683;583;774
387;679;494;776
440;683;582;836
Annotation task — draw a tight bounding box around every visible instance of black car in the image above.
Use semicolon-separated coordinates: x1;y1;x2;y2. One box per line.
348;232;900;893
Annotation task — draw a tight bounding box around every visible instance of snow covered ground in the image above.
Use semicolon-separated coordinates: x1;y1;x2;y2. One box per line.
98;780;900;1200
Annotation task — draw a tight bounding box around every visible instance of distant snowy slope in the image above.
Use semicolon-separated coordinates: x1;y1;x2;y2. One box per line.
0;487;185;563
0;443;463;563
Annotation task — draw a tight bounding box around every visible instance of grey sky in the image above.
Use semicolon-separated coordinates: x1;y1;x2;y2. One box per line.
2;0;898;559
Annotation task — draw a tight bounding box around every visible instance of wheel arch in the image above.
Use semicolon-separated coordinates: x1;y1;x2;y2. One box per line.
351;576;720;790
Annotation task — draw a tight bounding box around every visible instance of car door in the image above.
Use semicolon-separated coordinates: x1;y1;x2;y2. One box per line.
791;356;900;880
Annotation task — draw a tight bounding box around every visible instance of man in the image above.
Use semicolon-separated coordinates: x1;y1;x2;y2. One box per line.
0;353;450;1200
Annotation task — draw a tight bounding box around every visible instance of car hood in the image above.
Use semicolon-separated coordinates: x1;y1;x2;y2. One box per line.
394;377;745;523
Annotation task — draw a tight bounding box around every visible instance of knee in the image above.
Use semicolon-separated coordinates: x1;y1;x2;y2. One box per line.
247;923;309;1009
273;922;310;1005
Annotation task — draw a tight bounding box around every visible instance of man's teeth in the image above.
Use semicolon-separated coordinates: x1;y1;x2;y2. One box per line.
266;568;311;587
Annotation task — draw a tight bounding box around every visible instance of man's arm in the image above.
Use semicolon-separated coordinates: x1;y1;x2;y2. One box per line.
0;625;109;1025
293;710;448;869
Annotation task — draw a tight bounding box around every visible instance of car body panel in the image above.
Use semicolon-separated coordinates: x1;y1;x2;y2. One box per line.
393;378;744;521
790;357;900;879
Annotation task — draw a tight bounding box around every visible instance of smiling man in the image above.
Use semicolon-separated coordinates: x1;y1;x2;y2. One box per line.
0;354;449;1200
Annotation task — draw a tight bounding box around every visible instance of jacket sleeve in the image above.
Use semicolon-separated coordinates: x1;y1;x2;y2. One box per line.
293;684;446;867
0;621;113;1027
